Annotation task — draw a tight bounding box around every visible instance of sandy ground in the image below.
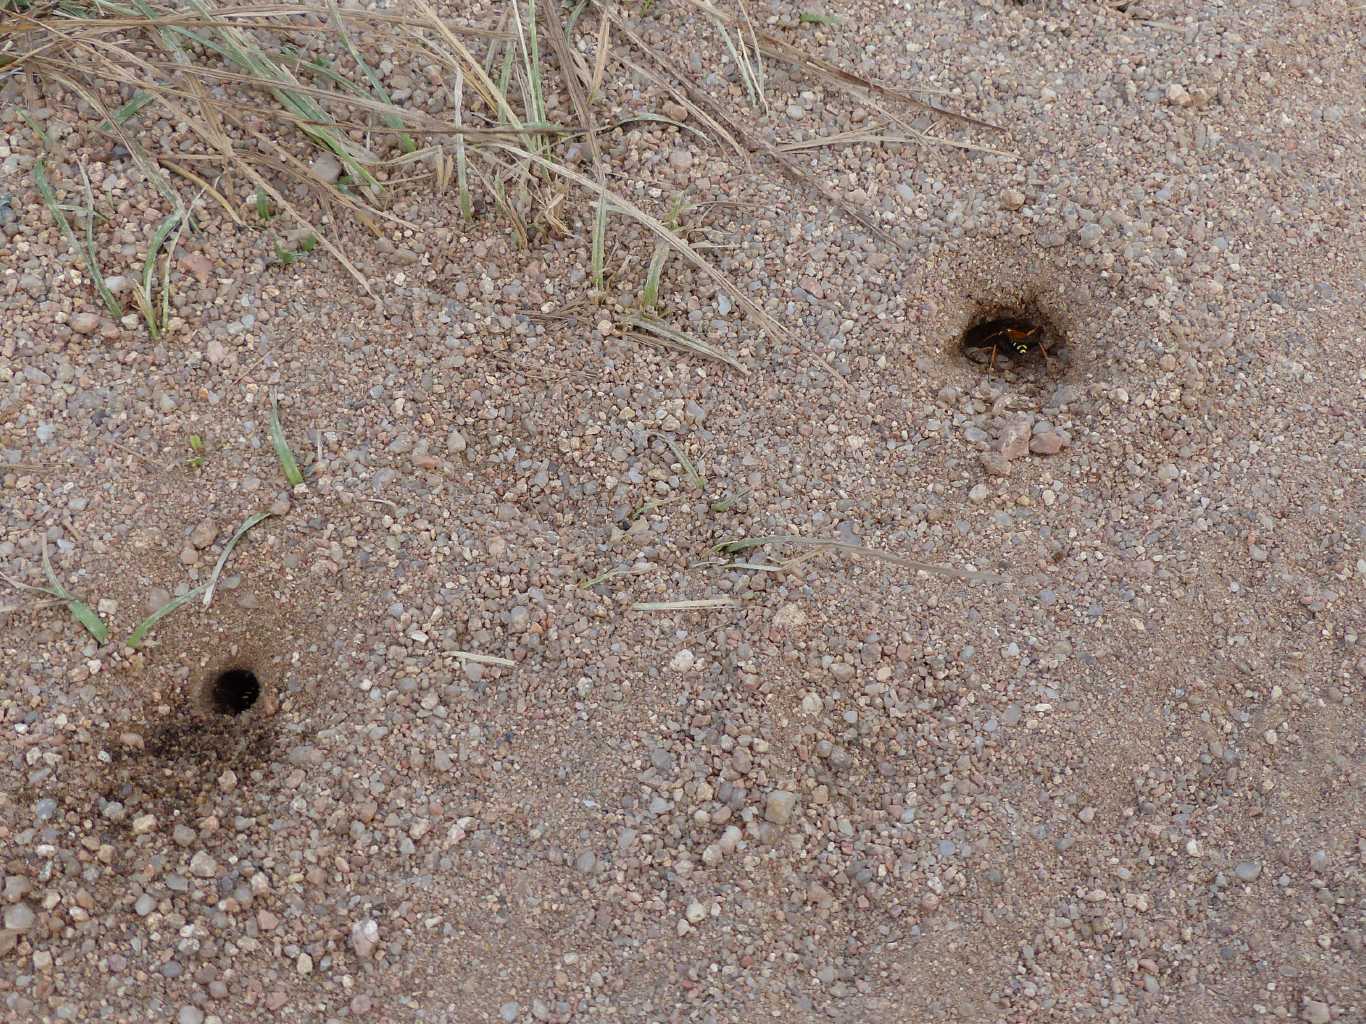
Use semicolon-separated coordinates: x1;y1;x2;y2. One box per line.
1;1;1362;1022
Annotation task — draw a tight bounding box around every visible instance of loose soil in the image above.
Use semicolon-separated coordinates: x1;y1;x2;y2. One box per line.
1;2;1361;1024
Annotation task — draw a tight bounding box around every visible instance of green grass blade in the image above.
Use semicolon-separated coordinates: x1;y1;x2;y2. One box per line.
18;110;49;146
160;212;188;332
269;396;304;486
715;534;845;555
33;159;76;251
181;0;378;190
659;435;703;490
709;489;750;512
41;541;108;643
67;599;111;643
325;0;416;153
639;193;689;309
640;242;668;309
78;164;123;317
139;209;184;338
97;90;156;132
125;585;208;650
202;511;275;609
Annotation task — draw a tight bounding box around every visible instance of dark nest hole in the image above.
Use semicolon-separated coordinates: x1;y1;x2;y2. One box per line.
958;307;1068;376
211;667;261;715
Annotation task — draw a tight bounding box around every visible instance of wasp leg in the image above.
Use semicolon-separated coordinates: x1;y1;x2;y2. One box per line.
988;345;998;373
1037;337;1055;372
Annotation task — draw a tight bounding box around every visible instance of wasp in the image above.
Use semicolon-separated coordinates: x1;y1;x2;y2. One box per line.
961;316;1056;372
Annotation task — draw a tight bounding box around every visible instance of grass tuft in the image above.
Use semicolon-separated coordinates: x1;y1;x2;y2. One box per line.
5;0;993;352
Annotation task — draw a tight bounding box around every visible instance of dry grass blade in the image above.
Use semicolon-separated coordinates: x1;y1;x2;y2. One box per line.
485;141;788;342
452;68;473;218
611;52;746;162
181;0;378;189
590;194;608;290
607;14;896;248
778;126;1011;158
589;10;610;100
158;161;240;223
714;535;1001;583
44;61;180;206
676;0;997;130
631;598;737;611
540;0;601;174
543;0;612;289
577;562;652;589
0;597;66;616
448;650;516;668
712;0;765;108
412;0;526;137
214;119;376;293
10;2;427;292
202;510;275;609
623;314;746;372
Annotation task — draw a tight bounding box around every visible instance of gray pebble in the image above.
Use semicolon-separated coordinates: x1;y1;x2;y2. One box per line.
189;851;218;878
765;791;798;825
4;903;35;931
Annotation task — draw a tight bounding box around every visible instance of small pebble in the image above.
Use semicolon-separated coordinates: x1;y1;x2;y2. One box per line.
70;312;100;335
765;791;798;825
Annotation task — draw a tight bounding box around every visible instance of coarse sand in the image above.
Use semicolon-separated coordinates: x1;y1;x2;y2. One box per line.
0;1;1361;1023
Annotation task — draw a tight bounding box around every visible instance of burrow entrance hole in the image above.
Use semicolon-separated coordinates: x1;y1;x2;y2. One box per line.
958;309;1069;375
211;668;260;715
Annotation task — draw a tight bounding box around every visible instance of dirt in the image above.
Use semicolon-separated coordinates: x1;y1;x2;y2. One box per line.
0;1;1361;1023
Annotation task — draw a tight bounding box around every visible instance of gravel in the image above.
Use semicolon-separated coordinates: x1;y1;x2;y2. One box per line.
0;2;1360;1022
